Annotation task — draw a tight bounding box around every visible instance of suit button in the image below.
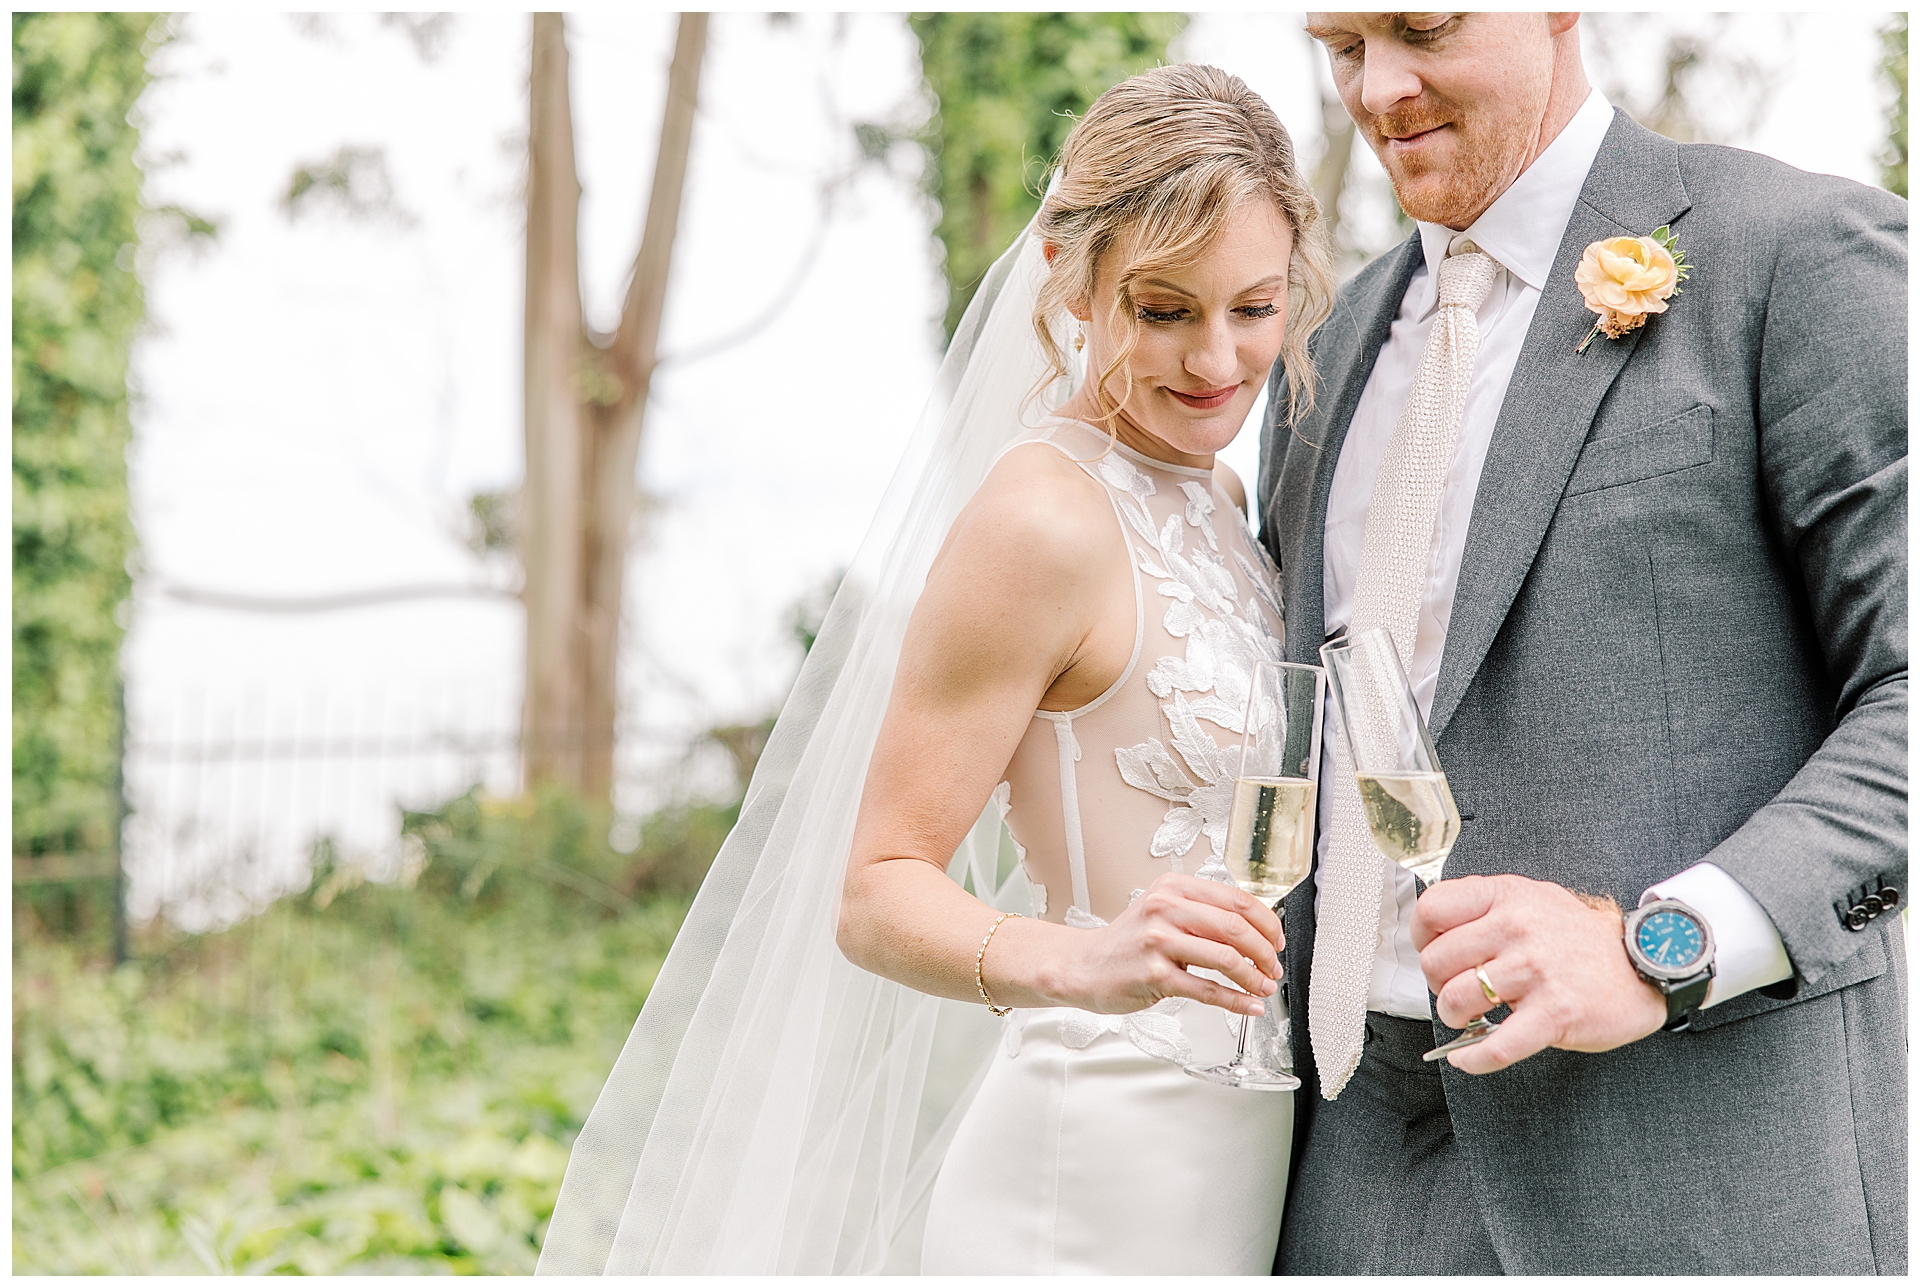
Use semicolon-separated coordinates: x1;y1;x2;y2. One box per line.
1880;887;1901;910
1864;894;1885;916
1845;905;1871;931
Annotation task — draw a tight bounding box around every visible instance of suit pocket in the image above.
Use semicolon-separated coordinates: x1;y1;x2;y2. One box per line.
1565;404;1714;496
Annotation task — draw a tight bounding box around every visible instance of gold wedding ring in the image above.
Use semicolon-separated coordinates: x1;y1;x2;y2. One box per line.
1475;966;1505;1008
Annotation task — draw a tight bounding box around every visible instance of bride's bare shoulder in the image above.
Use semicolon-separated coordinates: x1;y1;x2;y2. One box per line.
931;441;1120;594
971;440;1115;546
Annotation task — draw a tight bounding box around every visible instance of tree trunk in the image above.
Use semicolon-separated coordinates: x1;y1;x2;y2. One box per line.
521;13;707;800
578;12;706;797
522;12;589;786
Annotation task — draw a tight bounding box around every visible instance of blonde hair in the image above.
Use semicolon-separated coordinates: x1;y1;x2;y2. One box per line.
1034;63;1334;427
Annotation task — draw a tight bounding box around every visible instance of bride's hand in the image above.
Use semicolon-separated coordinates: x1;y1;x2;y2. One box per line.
1058;873;1283;1016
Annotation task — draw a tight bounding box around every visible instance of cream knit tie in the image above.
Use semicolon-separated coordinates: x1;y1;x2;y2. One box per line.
1310;241;1498;1099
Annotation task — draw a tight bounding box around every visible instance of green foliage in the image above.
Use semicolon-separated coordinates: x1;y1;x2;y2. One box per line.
400;783;734;908
13;788;708;1273
463;487;518;557
909;12;1185;338
788;567;842;656
1882;14;1907;199
12;13;156;862
280;143;413;225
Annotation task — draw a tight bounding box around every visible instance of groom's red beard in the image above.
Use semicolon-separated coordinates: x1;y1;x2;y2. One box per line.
1362;97;1535;232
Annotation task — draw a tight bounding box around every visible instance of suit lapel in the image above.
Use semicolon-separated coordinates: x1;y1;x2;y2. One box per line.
1274;235;1423;667
1428;114;1692;738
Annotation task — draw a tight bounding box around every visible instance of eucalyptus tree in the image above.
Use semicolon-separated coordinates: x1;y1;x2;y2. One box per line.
519;14;706;799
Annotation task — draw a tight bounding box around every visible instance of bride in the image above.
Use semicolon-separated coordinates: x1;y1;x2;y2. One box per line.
537;64;1331;1275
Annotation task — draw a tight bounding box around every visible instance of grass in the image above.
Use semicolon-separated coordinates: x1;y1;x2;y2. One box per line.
12;787;729;1273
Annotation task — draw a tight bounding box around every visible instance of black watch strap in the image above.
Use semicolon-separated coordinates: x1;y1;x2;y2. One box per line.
1659;970;1714;1032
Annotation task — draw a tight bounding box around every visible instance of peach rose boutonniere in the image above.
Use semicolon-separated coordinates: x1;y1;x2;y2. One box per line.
1573;225;1689;353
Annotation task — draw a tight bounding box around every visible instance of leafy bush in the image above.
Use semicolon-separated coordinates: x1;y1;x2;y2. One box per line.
13;788;706;1273
397;782;735;910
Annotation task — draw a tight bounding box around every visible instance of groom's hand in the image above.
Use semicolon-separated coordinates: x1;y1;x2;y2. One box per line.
1411;874;1666;1075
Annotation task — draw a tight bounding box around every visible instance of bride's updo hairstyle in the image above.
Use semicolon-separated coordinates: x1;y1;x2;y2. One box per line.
1035;63;1333;425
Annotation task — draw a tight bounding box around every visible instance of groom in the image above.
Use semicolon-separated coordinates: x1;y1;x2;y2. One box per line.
1259;12;1906;1275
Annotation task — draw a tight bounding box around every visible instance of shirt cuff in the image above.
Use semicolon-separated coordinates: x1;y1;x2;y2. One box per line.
1641;862;1792;1008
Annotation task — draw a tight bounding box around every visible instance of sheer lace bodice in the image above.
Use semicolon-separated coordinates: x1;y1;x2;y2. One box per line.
995;419;1286;933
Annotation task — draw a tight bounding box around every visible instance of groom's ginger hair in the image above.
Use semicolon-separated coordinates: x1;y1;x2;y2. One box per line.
1034;63;1335;427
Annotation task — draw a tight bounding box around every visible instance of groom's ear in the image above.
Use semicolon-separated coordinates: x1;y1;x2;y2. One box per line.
1547;13;1580;37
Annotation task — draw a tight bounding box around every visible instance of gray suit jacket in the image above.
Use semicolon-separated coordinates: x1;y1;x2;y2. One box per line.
1260;111;1907;1273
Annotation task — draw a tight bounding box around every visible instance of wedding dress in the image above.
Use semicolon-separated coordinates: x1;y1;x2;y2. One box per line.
536;198;1291;1276
919;417;1292;1274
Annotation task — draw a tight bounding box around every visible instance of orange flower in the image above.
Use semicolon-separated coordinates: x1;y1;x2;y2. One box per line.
1575;235;1681;340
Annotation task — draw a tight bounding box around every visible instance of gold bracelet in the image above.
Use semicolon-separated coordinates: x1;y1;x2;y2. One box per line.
975;911;1020;1016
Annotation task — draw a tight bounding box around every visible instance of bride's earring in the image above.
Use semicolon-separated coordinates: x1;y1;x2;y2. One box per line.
1073;323;1085;353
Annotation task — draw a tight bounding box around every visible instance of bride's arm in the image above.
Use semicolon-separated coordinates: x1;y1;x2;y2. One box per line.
837;446;1281;1017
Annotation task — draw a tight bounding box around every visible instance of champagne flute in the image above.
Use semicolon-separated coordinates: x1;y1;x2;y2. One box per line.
1319;627;1492;1062
1185;659;1324;1092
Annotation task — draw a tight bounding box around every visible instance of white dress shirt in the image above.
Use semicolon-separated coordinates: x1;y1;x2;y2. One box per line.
1315;89;1792;1019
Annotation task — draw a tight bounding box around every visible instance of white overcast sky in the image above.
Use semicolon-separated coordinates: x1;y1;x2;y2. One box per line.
119;11;1896;917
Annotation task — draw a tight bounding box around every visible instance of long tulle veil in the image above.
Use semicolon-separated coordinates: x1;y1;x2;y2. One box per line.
537;204;1075;1274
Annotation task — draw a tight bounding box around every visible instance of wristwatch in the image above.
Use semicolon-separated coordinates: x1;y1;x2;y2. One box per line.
1622;898;1716;1032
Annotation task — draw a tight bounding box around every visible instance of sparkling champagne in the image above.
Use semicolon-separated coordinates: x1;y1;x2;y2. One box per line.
1224;777;1316;901
1354;770;1460;882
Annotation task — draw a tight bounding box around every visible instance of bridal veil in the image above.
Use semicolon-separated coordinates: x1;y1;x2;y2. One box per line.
537;208;1074;1274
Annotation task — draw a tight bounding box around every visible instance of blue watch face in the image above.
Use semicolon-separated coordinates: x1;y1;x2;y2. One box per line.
1636;909;1704;971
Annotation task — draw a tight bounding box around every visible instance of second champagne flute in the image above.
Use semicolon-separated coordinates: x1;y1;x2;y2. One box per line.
1320;627;1494;1062
1184;659;1324;1092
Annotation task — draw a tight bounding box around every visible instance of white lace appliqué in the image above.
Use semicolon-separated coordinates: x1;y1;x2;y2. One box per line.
1058;1002;1193;1063
1179;480;1220;551
1236;541;1285;626
990;781;1047;918
1100;453;1284;867
1114;692;1241;862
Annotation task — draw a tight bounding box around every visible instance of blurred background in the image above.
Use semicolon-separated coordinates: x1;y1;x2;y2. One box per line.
13;10;1906;1273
